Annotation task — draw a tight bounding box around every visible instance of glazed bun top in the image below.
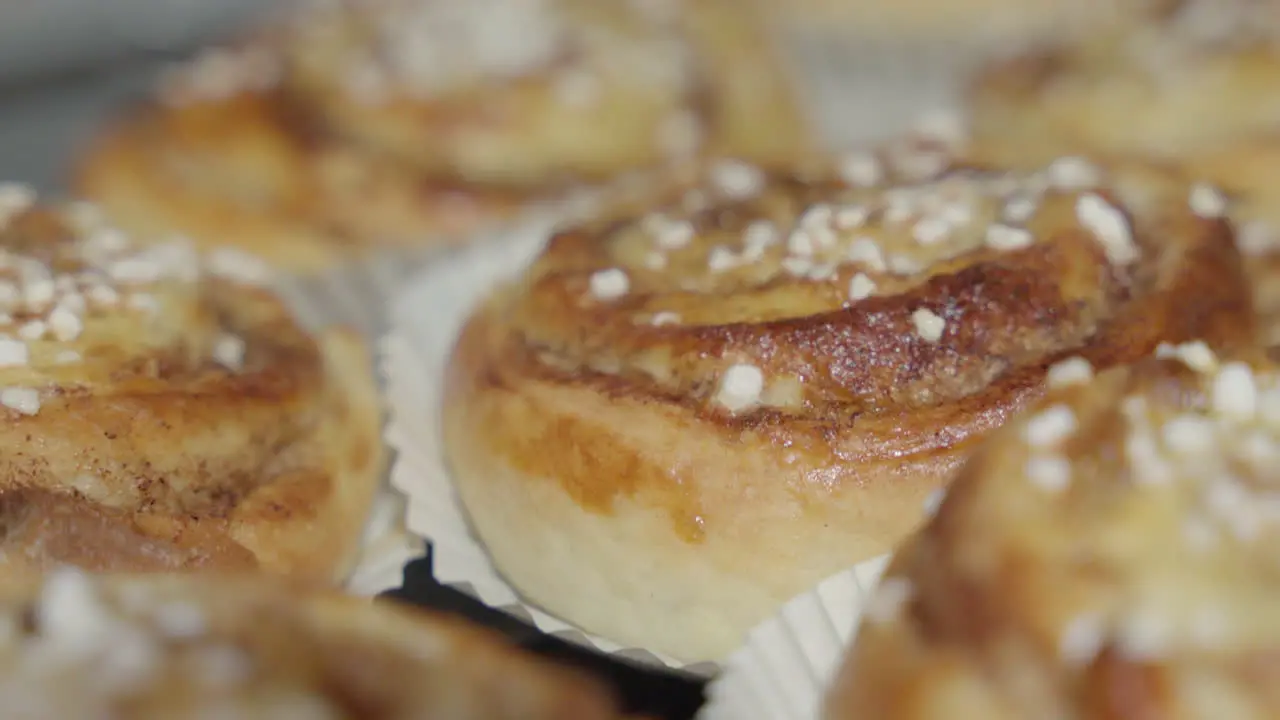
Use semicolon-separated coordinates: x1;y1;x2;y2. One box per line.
828;344;1280;719
497;148;1253;426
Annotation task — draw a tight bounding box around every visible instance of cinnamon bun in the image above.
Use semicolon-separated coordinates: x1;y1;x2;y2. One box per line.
76;44;530;275
441;149;1254;663
967;0;1280;345
0;189;382;583
969;0;1280;171
282;0;812;178
0;567;628;719
75;0;812;273
827;347;1280;719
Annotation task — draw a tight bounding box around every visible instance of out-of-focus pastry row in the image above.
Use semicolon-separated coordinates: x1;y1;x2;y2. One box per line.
75;0;815;274
0;567;641;719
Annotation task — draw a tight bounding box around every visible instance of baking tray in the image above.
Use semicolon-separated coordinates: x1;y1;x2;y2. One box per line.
0;55;706;720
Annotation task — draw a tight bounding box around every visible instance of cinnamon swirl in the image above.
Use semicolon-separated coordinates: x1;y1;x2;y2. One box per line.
0;189;382;583
0;567;628;719
827;347;1280;719
441;149;1255;663
75;0;812;273
967;0;1280;346
76;44;529;275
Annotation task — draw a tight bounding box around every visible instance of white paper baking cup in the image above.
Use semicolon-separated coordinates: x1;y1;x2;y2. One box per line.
381;206;728;675
344;480;424;596
699;556;892;720
266;249;440;597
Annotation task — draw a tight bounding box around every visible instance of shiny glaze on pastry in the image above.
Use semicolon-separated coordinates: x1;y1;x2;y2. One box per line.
442;145;1254;662
967;0;1280;347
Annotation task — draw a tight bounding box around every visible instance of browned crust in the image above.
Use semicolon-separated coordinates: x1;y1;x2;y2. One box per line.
441;158;1256;658
0;311;383;585
0;207;383;585
453;166;1251;526
74;91;527;275
966;22;1280;352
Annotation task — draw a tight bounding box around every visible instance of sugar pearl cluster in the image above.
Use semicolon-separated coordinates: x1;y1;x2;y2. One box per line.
156;46;281;107
1019;342;1280;664
1123;347;1280;515
582;154;1192;415
874;348;1280;664
0;567;334;715
0;187;273;418
1020;341;1280;507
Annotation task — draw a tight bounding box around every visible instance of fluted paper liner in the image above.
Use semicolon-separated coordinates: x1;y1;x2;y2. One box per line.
269;250;437;597
699;556;891;720
380;209;729;673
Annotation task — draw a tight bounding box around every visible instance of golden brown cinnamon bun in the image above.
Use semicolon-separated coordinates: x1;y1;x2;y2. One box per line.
441;150;1255;663
967;0;1280;345
0;190;381;583
278;0;812;179
0;567;629;719
77;45;526;274
827;347;1280;719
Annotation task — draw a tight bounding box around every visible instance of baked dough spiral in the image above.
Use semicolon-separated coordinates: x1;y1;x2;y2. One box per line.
827;347;1280;719
966;0;1280;346
76;44;532;274
281;0;812;180
0;567;628;719
0;189;381;583
76;0;811;272
442;147;1255;663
